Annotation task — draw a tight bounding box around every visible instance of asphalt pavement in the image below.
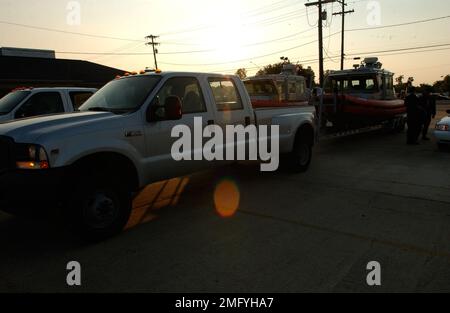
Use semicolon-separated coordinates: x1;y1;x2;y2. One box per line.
1;104;449;293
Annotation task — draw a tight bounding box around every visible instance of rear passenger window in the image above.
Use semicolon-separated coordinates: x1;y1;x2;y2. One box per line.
15;92;64;119
70;92;93;110
208;78;243;111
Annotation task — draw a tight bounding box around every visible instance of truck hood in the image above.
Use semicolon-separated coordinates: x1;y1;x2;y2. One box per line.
0;112;124;142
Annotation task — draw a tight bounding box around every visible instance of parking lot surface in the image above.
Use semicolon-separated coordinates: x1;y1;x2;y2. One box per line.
1;103;449;293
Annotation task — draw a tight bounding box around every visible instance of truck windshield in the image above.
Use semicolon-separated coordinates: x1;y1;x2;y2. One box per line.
0;91;31;115
79;76;161;113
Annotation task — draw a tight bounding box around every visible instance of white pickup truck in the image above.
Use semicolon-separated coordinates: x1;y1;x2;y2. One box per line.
0;71;316;240
0;87;96;122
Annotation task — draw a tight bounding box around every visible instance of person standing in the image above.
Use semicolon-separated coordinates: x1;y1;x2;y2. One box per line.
419;89;437;141
405;86;422;145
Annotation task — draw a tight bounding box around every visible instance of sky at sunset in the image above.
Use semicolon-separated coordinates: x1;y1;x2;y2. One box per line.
1;0;449;84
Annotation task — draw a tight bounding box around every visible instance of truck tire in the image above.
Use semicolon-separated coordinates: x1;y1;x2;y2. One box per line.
284;135;312;173
67;176;132;242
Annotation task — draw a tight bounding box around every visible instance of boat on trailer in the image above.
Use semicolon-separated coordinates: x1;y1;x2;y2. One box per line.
243;64;310;108
322;57;406;130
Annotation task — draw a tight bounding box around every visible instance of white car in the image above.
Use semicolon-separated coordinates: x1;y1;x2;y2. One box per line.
435;109;450;149
0;87;97;122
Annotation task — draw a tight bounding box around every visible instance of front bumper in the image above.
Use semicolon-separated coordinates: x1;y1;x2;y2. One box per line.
434;130;450;144
0;168;66;215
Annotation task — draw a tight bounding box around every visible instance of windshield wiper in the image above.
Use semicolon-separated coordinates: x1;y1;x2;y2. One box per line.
87;107;113;112
86;107;134;114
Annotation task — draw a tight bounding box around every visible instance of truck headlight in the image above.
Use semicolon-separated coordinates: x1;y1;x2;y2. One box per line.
14;143;50;170
436;124;449;131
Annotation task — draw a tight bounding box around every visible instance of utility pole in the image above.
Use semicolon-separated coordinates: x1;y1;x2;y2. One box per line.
333;0;354;70
145;35;160;69
305;0;337;87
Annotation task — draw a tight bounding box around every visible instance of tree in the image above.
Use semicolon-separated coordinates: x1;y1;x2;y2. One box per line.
395;75;404;86
297;65;316;88
255;60;316;86
433;75;450;94
417;83;433;94
394;75;405;94
256;62;284;76
235;68;247;80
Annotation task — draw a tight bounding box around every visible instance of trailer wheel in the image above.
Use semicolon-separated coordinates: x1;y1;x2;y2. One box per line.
67;175;132;242
284;134;312;173
395;118;406;132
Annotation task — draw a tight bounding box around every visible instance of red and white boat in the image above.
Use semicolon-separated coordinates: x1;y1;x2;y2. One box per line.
322;57;406;129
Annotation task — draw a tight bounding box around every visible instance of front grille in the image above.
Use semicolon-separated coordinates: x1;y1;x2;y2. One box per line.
0;136;14;173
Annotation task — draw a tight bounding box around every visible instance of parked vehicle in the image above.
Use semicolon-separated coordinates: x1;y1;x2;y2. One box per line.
322;57;406;131
243;64;310;108
435;109;450;150
0;87;96;122
0;71;316;240
433;94;450;101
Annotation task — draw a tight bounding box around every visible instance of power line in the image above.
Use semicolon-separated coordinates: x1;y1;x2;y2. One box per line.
0;20;144;42
346;43;450;56
347;15;450;32
297;43;450;65
212;44;450;73
158;31;342;67
160;0;304;37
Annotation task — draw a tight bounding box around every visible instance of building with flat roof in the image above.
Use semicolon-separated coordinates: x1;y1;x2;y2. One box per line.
0;47;56;59
0;47;126;97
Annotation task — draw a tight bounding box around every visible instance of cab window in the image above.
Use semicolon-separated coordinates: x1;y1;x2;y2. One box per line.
151;77;206;118
208;78;243;111
70;91;94;110
15;92;64;119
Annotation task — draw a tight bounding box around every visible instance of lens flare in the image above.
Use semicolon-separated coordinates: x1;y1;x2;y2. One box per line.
214;178;240;218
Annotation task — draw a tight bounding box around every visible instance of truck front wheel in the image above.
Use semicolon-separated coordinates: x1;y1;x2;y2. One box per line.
67;178;132;242
283;135;312;173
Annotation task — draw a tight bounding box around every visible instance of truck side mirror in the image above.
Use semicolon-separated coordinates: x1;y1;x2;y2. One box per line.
446;109;450;115
164;95;183;121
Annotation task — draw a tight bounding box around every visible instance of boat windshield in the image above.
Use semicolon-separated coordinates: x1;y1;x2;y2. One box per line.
326;75;379;94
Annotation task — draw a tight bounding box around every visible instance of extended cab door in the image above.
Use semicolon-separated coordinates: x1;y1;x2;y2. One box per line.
142;75;215;182
205;76;254;160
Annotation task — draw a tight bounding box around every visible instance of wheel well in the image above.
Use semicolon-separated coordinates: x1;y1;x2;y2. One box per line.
295;123;314;146
69;152;140;192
